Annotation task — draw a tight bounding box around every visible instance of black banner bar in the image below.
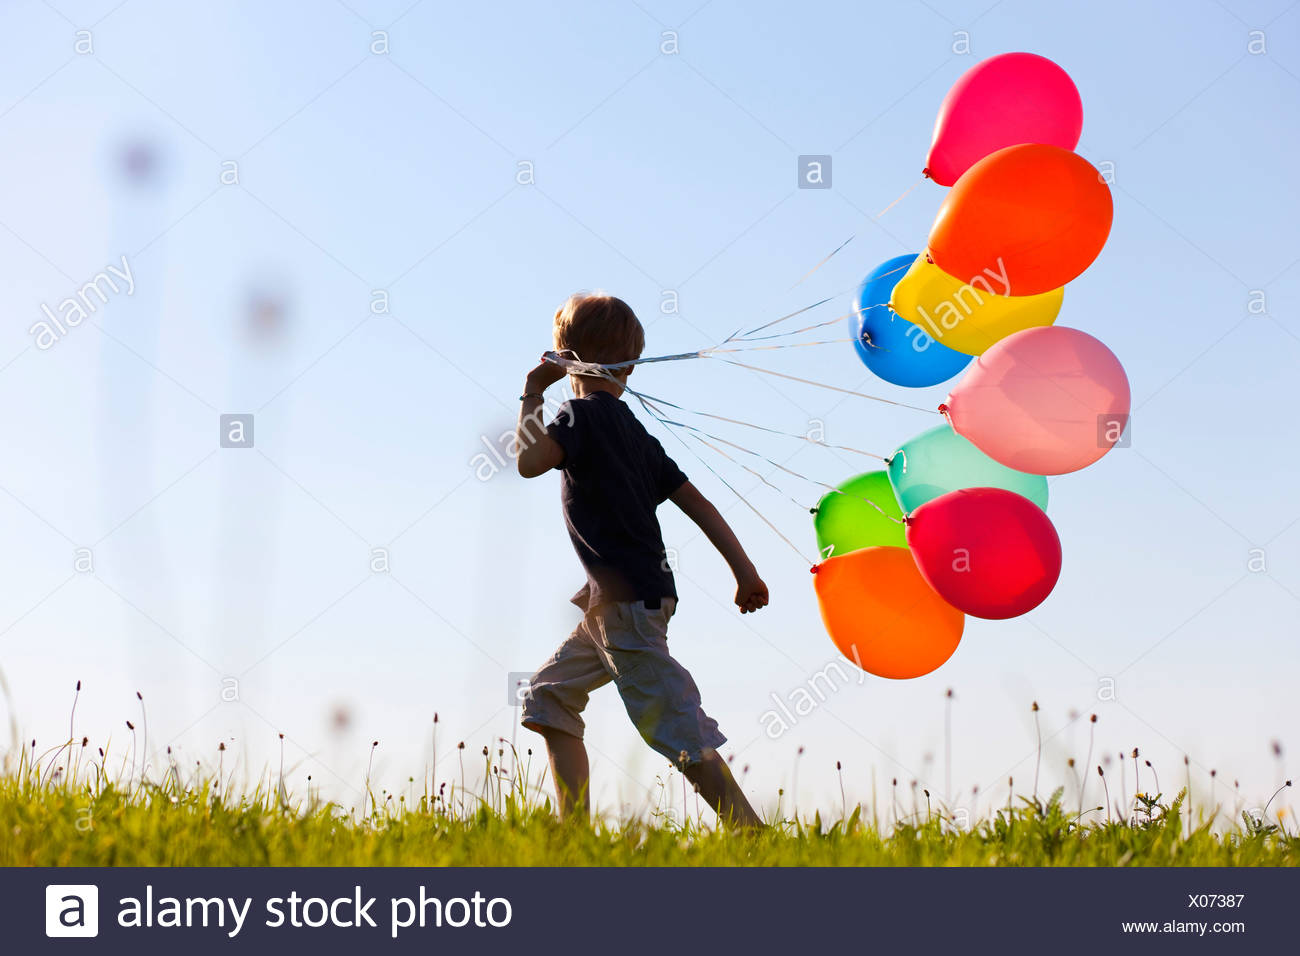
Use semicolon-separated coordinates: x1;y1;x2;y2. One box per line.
7;866;1296;953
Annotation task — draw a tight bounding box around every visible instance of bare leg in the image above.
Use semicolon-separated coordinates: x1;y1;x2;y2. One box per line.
535;726;590;821
684;748;763;829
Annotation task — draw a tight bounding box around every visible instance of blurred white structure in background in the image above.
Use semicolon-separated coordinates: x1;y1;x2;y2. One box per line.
101;133;173;681
218;270;292;675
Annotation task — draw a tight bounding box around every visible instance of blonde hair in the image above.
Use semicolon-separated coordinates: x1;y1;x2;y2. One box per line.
552;293;645;370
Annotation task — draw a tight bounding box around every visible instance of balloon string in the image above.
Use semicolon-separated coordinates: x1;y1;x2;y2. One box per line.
731;303;897;344
876;174;926;219
612;378;888;460
786;234;854;291
863;259;914;282
683;430;905;528
726;312;854;343
689;422;906;526
729;295;840;342
643;399;907;530
656;414;811;515
708;337;857;355
630;391;816;567
733;243;913;342
722;260;907;342
709;358;942;414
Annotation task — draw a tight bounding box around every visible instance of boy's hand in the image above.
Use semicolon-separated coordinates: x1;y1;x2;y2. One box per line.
524;353;567;394
734;567;769;614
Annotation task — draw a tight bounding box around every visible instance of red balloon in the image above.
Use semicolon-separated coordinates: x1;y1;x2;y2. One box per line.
905;488;1062;620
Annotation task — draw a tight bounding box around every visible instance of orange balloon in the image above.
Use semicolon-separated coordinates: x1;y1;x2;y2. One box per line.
928;144;1112;296
813;546;964;679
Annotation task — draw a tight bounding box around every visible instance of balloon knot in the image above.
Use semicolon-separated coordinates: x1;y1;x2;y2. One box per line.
921;167;930;179
809;564;820;575
924;252;934;264
809;507;818;515
937;402;949;415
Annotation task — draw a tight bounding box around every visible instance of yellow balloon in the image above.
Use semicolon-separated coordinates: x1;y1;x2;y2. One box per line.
888;254;1064;356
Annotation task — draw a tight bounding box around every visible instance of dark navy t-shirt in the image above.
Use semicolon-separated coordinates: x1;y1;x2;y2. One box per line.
545;391;688;611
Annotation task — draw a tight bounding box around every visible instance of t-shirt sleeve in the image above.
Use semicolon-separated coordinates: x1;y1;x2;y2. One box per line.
649;434;688;502
545;400;584;468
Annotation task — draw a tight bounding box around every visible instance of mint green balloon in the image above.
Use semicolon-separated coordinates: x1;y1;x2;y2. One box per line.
812;470;908;558
888;423;1049;514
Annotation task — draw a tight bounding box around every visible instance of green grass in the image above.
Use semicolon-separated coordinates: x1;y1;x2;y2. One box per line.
3;681;1294;866
3;750;1295;866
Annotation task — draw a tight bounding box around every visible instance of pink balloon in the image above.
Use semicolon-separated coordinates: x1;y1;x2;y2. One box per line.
925;52;1083;187
944;327;1130;475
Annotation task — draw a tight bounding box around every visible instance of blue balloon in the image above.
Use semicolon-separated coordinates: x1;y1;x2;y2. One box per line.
850;254;972;388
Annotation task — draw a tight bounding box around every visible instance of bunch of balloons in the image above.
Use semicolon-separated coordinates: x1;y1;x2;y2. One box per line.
820;52;1129;679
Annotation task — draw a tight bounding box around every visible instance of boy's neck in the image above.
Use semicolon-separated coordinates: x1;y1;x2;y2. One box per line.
571;374;628;399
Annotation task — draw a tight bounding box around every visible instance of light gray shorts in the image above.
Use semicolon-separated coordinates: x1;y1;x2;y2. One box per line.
521;598;726;767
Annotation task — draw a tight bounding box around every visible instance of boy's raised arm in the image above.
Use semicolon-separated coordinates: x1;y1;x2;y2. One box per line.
670;481;769;614
516;357;566;478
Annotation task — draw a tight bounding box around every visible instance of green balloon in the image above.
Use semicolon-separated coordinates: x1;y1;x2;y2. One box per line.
812;470;908;558
888;423;1049;515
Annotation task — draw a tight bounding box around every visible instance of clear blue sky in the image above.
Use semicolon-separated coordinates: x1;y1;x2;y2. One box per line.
1;0;1296;822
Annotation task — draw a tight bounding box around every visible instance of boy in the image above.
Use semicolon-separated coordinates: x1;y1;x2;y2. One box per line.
515;293;767;828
